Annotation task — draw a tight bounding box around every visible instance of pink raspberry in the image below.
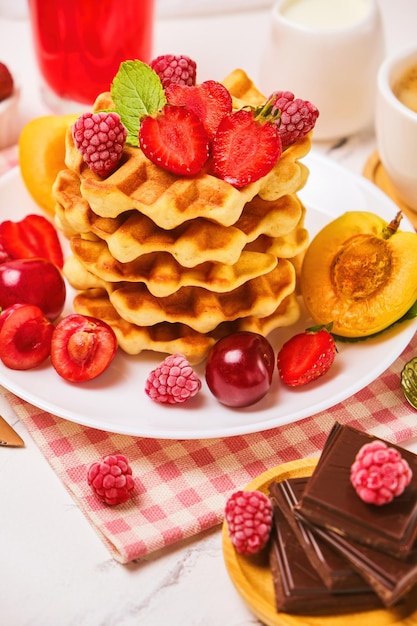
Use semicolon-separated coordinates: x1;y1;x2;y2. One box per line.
145;353;201;404
350;440;413;505
72;112;127;177
87;454;134;506
150;54;197;88
269;90;319;148
225;490;273;555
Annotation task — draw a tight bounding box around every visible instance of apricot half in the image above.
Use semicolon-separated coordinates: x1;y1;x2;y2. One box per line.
300;211;417;337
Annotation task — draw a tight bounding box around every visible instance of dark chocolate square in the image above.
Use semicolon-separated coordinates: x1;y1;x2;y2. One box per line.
269;485;382;615
296;423;417;559
269;477;372;591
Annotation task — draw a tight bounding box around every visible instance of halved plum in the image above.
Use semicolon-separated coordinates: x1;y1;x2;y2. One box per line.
51;314;117;382
0;304;54;370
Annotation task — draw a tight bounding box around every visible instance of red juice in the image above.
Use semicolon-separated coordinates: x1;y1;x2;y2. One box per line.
28;0;155;105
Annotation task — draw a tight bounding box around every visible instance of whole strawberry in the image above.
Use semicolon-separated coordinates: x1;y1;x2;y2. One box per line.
350;440;413;505
225;490;273;555
150;54;197;88
0;62;14;102
145;353;202;404
72;111;127;177
87;454;134;505
277;325;336;386
269;90;319;148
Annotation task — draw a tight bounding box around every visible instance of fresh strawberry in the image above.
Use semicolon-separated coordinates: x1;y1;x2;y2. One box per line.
277;325;337;386
139;104;210;176
0;214;64;268
212;109;282;188
165;80;232;142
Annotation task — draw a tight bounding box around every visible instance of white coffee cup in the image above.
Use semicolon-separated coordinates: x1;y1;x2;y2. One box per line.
259;0;385;141
376;45;417;213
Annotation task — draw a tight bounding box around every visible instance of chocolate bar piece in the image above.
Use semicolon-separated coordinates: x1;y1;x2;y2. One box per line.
296;423;417;559
269;477;371;591
296;511;417;608
269;489;383;615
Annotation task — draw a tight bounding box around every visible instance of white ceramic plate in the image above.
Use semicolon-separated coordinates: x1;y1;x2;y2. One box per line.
0;153;415;439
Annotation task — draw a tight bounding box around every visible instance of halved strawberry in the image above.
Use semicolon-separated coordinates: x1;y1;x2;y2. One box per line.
0;214;64;268
51;314;117;382
277;326;337;387
212;109;282;188
165;80;232;141
0;304;53;370
139;105;210;176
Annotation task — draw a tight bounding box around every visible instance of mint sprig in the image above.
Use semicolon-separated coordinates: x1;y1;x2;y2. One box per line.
110;60;166;147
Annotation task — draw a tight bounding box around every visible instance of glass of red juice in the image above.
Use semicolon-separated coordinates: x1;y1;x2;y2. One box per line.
27;0;155;112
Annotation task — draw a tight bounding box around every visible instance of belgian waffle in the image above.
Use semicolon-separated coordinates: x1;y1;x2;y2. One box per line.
73;289;300;364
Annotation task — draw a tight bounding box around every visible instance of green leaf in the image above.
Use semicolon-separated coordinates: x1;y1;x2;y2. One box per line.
110;60;166;147
333;298;417;343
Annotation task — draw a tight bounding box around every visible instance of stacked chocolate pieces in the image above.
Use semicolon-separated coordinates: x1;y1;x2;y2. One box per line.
53;70;311;364
268;423;417;616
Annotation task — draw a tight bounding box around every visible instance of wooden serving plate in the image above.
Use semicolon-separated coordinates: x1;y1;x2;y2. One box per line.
221;458;417;626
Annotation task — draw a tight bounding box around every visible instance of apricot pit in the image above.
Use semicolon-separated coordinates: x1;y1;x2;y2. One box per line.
300;211;417;337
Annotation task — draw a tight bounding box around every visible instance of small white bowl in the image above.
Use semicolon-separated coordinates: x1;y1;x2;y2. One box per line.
0;85;21;149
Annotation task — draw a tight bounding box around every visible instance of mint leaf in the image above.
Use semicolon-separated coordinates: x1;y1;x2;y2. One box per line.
111;60;166;147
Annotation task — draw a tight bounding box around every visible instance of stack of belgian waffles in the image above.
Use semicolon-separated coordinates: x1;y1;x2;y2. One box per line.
53;70;311;363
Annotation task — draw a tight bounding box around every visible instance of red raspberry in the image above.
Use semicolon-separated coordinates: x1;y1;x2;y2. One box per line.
145;353;201;404
225;490;273;555
87;454;134;506
269;90;319;148
72;112;127;177
0;62;14;102
350;440;413;505
150;54;197;88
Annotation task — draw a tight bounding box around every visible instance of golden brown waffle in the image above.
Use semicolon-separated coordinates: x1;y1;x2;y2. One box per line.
54;68;313;362
64;256;296;333
72;288;300;363
54;169;306;266
60;131;310;230
68;237;278;297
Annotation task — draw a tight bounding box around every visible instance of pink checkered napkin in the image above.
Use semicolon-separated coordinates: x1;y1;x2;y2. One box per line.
4;333;417;564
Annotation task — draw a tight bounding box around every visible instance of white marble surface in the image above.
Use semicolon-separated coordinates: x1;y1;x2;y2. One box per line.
0;2;416;625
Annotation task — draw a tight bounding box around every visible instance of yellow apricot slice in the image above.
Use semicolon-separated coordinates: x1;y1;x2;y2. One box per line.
300;211;417;337
18;113;79;216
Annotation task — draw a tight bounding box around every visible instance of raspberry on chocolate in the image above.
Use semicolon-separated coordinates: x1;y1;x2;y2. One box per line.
269;90;319;148
0;62;14;102
87;454;134;506
150;54;197;88
350;440;413;505
225;489;273;555
72;111;127;177
145;353;201;404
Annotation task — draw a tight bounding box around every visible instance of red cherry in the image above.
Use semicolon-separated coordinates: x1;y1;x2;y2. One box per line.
0;304;53;370
51;314;117;382
205;331;275;407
